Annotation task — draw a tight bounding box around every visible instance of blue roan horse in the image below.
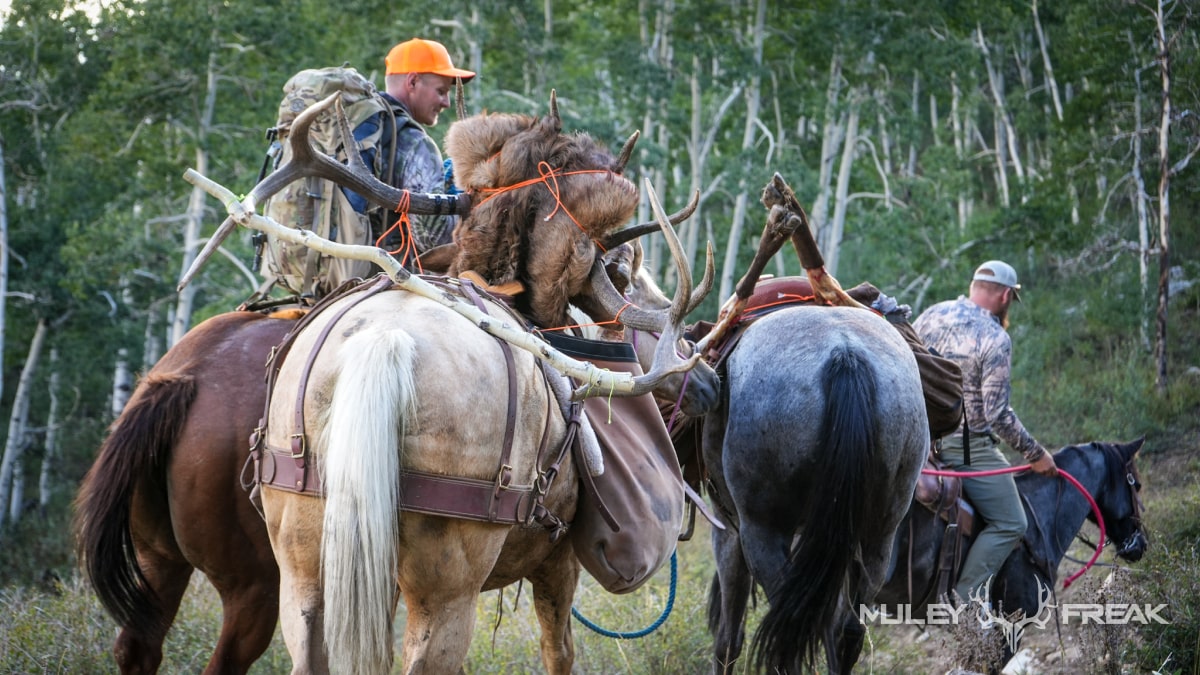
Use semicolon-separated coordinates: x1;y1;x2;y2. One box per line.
876;437;1147;672
701;305;930;674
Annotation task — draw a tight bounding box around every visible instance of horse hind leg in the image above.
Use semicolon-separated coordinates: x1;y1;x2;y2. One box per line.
112;557;192;675
526;544;581;675
204;573;280;674
708;525;753;674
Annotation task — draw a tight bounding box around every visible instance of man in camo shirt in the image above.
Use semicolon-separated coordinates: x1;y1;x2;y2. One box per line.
914;260;1058;605
346;38;474;258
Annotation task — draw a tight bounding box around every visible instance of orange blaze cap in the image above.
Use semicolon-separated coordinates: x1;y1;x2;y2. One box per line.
385;38;475;81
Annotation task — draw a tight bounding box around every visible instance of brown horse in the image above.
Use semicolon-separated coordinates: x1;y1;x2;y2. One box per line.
74;310;295;674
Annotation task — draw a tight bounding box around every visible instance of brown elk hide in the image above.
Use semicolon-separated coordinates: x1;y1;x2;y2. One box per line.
444;111;638;328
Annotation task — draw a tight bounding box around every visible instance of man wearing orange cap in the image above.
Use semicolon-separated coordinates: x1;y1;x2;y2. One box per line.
345;37;475;257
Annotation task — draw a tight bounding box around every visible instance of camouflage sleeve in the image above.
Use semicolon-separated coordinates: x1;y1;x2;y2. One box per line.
980;334;1045;461
394;127;457;251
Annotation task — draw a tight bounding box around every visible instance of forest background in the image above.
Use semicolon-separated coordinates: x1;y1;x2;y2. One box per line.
1;0;1198;672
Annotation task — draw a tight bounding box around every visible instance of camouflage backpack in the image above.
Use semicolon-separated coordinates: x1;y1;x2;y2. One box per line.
258;66;396;298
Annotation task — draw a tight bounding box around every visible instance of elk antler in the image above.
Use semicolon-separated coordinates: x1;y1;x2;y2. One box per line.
572;196;714;333
614;130;639;173
182;168;697;401
179;94;473;291
600;188;700;250
571;180;704;399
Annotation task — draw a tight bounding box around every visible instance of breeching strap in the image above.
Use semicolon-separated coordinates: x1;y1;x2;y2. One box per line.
920;465;1103;589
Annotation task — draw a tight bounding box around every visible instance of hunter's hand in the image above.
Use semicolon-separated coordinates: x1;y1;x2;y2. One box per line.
1029;451;1058;477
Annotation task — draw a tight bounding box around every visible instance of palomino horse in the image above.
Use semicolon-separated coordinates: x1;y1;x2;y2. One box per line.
876;437;1147;672
260;260;705;674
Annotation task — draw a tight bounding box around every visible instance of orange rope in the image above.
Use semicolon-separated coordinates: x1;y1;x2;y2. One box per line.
474;162;611;252
375;190;423;273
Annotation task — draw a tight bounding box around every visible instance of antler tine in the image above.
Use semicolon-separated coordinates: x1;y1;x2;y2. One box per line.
600;189;699;250
548;89;559;123
456;78;466;120
591;180;702;398
571;188;708;333
689;241;715;315
245;94;472;217
615;129;640;173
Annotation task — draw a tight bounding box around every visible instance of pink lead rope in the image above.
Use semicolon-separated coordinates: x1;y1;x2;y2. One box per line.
920;465;1103;589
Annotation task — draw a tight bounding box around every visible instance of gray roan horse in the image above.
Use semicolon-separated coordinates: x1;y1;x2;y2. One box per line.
876;437;1147;672
698;303;929;674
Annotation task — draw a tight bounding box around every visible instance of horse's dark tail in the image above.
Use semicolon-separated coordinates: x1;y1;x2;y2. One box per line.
753;346;874;673
74;372;196;637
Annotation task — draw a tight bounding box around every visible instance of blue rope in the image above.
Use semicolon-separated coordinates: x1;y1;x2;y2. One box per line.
571;550;677;639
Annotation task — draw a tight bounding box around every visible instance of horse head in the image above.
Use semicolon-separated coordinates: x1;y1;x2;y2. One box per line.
1088;437;1148;562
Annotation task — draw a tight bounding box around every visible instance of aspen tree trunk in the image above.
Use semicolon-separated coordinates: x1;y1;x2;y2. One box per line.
0;140;8;408
144;303;163;369
638;0;674;279
171;48;219;347
112;348;132;418
1031;0;1064;121
906;73;919;176
38;350;60;514
951;72;969;233
977;25;1025;204
1131;63;1152;349
811;52;844;258
0;318;47;533
717;0;766;302
825;97;860;277
1153;0;1172;393
9;464;23;524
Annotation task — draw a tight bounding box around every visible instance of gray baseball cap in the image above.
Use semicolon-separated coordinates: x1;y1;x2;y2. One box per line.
973;260;1022;301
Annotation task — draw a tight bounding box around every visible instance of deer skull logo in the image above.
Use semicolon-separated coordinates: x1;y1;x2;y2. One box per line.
968;576;1056;651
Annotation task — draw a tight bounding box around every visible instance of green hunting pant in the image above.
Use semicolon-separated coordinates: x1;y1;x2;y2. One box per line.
937;434;1027;603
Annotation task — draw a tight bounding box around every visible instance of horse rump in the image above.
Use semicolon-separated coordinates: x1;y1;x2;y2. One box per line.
752;345;873;673
74;372;197;636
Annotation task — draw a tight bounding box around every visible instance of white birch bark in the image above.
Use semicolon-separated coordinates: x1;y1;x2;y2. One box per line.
38;350;59;513
0;318;47;532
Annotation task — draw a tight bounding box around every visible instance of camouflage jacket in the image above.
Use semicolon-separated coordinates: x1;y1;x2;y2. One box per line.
344;93;457;254
913;297;1045;461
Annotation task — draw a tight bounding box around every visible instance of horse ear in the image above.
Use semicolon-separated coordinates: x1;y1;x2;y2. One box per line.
1125;436;1146;457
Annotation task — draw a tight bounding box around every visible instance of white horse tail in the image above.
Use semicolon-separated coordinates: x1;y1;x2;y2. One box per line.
321;327;417;675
